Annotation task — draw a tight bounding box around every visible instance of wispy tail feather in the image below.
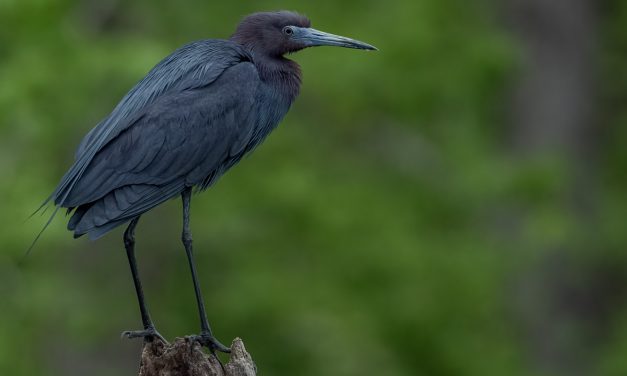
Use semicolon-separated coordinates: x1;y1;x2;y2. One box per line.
21;205;62;264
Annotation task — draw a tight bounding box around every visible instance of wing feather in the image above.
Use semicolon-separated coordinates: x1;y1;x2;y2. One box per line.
47;40;251;209
65;61;260;238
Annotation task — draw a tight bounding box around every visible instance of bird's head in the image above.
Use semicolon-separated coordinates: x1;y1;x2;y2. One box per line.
230;11;377;58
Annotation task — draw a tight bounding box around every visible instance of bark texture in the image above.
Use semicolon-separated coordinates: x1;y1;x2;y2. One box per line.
138;338;256;376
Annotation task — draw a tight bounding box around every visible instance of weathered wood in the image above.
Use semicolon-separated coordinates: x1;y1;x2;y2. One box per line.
138;337;256;376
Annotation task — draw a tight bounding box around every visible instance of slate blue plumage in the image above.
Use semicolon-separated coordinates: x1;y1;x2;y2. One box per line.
42;11;376;352
54;41;284;239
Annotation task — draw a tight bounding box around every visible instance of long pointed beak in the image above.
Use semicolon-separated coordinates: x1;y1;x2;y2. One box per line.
294;27;378;51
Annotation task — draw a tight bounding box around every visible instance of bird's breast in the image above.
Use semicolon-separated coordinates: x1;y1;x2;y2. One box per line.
249;81;294;144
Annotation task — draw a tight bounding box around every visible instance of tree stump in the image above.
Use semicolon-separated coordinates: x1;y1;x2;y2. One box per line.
138;337;256;376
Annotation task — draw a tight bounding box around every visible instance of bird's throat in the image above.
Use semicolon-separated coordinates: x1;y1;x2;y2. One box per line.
255;56;302;101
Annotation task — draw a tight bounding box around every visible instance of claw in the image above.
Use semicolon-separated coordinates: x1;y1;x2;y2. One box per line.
121;327;168;344
190;332;231;353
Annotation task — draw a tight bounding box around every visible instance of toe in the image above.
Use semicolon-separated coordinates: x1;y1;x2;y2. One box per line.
210;339;231;353
121;328;168;344
191;333;231;353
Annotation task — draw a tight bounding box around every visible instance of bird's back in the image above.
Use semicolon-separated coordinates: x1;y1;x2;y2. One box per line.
46;39;294;239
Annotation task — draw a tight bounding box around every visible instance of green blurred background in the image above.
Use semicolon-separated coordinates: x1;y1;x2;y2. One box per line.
1;0;627;375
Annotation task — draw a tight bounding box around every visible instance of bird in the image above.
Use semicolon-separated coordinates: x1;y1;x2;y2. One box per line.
38;10;376;353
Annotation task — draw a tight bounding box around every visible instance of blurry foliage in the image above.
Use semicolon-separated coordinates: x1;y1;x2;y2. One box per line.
0;0;626;375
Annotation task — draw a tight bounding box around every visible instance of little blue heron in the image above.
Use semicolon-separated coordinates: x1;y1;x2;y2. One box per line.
41;10;376;352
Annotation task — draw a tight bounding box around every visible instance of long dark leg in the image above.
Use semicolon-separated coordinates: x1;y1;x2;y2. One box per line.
121;216;166;343
182;187;230;353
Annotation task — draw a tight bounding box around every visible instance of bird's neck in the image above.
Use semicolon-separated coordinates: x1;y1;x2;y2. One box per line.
254;55;302;101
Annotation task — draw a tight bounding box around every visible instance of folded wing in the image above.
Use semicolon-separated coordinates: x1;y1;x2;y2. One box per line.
45;41;261;239
48;40;252;209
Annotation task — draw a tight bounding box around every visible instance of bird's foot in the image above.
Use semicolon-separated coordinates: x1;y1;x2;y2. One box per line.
189;331;231;353
121;326;168;344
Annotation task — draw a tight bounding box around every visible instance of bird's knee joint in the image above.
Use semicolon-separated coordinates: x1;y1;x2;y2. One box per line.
124;232;135;248
182;232;193;246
